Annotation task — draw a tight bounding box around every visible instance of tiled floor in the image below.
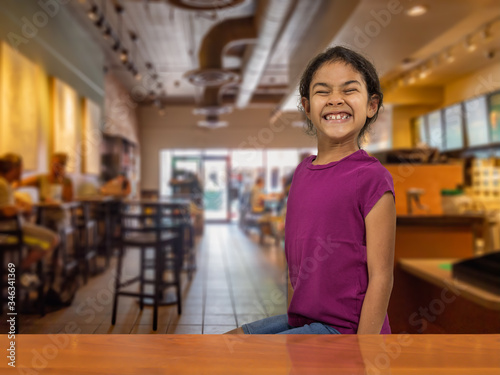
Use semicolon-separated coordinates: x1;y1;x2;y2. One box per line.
11;224;287;334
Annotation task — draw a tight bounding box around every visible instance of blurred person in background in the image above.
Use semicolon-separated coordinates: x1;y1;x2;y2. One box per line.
18;152;74;230
100;171;131;198
0;153;59;287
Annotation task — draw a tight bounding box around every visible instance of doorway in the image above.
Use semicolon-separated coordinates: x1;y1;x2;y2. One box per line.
170;154;230;222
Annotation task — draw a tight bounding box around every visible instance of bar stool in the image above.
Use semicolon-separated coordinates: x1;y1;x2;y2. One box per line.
111;202;180;331
160;202;196;280
70;204;98;284
0;214;46;323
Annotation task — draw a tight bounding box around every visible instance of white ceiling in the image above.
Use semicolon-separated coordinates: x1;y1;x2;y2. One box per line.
69;0;500;110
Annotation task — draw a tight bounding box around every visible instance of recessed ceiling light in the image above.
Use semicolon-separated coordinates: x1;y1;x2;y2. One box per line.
406;5;428;17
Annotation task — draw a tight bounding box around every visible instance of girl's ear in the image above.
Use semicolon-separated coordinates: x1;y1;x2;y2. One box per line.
301;97;311;118
367;95;379;118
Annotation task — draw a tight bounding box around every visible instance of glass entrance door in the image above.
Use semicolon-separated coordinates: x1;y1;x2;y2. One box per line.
202;156;230;222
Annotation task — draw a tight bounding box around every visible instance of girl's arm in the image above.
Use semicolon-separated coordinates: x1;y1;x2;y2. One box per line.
357;191;396;334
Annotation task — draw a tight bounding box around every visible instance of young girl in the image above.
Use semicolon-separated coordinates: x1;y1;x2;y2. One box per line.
227;46;396;334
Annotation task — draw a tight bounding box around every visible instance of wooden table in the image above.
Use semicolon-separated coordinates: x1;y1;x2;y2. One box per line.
2;334;499;374
33;201;81;226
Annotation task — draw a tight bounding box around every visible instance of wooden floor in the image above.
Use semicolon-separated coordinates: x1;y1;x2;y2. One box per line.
12;224;287;334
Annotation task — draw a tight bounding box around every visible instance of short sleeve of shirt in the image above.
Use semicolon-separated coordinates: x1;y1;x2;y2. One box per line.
358;162;395;219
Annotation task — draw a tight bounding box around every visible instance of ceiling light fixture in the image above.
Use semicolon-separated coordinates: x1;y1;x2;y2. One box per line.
444;49;455;63
481;24;493;41
418;66;429;79
405;5;428;17
103;25;112;41
87;5;99;21
464;36;477;52
120;49;129;63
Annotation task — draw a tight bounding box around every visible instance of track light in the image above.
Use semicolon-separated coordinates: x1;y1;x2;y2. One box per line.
133;69;141;80
87;5;99;21
418;66;429;79
103;25;112;41
485;49;497;59
481;25;493;41
120;49;129;63
444;49;455;63
112;40;121;51
464;36;477;52
94;15;104;29
405;5;428;17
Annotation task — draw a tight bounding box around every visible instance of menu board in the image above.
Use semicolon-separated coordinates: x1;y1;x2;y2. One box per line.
465;96;490;147
413;116;427;146
443;104;464;150
427;110;443;149
364;104;393;151
489;91;500;143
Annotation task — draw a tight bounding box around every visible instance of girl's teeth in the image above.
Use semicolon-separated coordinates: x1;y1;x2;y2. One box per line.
326;114;350;120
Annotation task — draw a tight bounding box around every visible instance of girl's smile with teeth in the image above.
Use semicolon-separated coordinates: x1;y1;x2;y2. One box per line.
324;113;351;120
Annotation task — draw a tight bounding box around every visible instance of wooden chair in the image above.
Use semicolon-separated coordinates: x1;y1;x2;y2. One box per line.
111;202;180;331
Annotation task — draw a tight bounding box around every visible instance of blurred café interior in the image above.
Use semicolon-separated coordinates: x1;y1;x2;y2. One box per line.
0;0;499;336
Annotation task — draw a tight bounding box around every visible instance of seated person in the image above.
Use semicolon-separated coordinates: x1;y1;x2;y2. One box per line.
0;154;59;286
250;177;267;213
100;172;131;198
18;153;73;230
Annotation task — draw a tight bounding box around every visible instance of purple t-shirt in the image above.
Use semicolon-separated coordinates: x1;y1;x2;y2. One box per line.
285;149;394;334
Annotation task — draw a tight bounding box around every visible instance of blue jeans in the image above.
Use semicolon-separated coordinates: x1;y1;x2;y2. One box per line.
241;314;341;334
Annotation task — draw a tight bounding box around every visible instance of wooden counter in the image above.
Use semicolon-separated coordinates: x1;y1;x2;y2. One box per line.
399;258;500;311
389;258;500;334
395;214;489;262
2;334;499;374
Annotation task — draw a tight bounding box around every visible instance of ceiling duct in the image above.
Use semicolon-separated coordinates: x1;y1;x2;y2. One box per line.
235;0;294;108
168;0;244;11
197;114;228;129
186;16;256;124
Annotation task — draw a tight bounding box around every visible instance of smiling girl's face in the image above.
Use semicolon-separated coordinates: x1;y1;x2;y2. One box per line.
301;61;379;148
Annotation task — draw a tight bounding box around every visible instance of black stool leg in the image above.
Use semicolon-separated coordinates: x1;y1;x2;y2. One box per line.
153;245;161;331
139;247;145;310
0;252;4;316
174;236;182;316
111;244;124;325
36;259;46;317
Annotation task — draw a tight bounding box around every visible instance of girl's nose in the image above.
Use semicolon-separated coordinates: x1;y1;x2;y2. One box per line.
327;94;344;106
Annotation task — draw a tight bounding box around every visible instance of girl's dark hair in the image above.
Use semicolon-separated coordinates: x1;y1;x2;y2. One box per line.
298;46;383;148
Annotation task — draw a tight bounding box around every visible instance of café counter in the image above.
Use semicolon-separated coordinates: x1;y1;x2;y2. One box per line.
2;334;499;374
395;213;490;262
